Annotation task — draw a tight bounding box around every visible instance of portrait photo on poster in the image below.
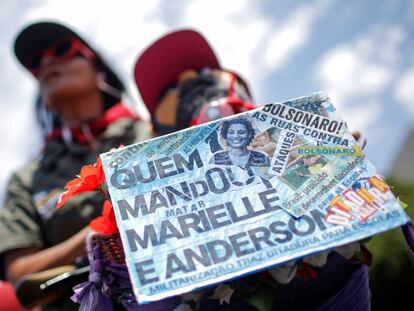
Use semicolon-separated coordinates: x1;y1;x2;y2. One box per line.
209;117;271;167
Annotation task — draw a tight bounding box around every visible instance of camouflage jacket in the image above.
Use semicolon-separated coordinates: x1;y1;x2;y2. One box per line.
0;118;150;272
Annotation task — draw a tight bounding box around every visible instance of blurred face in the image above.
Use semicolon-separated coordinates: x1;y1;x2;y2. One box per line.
25;37;99;112
38;56;99;110
227;123;249;148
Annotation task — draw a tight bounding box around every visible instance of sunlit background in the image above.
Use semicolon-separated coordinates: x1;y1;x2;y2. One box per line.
1;0;414;201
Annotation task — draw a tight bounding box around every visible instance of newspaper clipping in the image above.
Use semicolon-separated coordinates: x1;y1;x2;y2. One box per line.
101;92;410;303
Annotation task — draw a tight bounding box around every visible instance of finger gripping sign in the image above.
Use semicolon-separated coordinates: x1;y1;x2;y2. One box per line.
100;92;410;303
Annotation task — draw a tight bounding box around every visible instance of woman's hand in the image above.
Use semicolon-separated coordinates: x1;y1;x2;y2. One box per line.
5;226;90;284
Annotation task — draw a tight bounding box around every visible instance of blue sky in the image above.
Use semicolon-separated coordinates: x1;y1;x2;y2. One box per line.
1;0;414;203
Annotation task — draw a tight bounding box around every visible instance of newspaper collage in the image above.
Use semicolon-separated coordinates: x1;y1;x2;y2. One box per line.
101;92;410;303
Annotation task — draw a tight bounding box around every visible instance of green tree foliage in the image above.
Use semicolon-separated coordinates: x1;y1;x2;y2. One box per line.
368;179;414;311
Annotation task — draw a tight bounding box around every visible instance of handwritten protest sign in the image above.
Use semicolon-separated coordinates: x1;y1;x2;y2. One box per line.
101;92;410;303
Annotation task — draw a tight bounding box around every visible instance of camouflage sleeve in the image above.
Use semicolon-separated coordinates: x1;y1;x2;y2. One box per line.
0;172;44;256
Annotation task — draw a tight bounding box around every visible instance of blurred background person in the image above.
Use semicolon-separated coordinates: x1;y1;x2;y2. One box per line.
0;20;150;310
135;30;254;137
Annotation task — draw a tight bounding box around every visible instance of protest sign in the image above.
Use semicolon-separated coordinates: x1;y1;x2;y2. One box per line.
101;92;410;303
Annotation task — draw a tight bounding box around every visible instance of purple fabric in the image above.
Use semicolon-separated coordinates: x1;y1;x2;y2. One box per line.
401;223;414;253
73;236;371;310
102;263;177;311
72;239;177;310
271;253;369;311
316;264;371;311
197;296;257;311
71;248;112;311
199;254;371;311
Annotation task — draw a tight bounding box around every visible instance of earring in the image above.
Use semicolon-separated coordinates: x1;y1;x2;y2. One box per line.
96;73;123;100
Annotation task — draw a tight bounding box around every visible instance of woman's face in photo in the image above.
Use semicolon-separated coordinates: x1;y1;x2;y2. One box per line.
227;123;249;148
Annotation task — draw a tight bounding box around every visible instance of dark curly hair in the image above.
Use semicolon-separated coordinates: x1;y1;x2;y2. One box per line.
174;73;227;130
220;118;255;146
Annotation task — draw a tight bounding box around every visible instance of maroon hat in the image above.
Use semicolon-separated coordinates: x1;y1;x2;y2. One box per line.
134;29;222;115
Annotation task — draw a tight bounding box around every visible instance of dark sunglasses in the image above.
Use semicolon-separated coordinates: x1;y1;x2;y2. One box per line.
25;37;96;76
